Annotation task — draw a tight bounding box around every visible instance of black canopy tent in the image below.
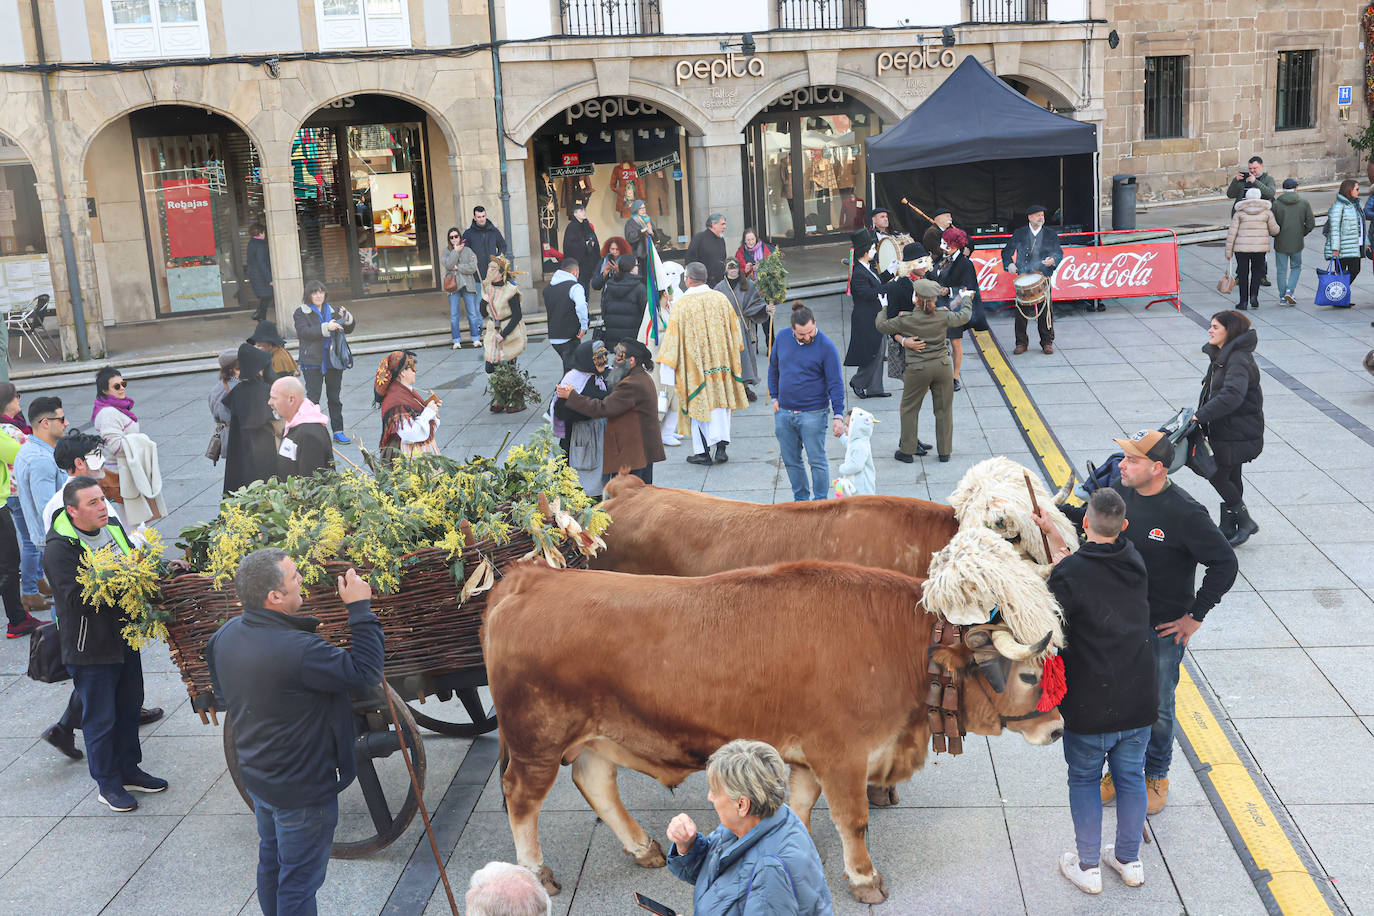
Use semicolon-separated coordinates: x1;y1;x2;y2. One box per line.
866;56;1099;238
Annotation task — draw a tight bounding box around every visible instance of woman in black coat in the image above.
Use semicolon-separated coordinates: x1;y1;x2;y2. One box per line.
1193;309;1263;547
596;254;648;351
845;228;891;398
223;343;279;494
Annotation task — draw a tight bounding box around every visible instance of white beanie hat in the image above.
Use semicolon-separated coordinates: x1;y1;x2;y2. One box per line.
1245;187;1262;200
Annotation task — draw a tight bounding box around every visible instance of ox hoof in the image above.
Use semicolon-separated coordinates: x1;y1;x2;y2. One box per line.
848;872;889;904
867;784;900;807
535;864;561;896
630;839;667;868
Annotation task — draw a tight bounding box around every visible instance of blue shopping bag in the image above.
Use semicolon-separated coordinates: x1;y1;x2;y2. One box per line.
1315;260;1352;307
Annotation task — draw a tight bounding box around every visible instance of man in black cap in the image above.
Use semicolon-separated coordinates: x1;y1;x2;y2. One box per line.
923;208;953;257
1002;204;1065;354
844;228;891;398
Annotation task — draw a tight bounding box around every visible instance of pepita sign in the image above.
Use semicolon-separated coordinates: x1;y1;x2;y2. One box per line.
675;53;765;86
877;48;957;75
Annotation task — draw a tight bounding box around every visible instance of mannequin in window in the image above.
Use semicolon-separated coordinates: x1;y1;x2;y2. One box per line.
611;160;643;218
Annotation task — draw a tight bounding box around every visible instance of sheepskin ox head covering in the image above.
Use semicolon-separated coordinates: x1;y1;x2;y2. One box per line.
947;457;1078;567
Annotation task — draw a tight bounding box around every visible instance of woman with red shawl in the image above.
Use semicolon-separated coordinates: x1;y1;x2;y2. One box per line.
374;351;442;460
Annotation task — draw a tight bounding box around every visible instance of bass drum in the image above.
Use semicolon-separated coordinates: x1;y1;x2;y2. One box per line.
875;234;914;273
1014;273;1049;309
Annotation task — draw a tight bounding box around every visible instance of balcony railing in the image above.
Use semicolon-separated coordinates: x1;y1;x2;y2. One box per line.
968;0;1048;23
776;0;866;30
560;0;661;35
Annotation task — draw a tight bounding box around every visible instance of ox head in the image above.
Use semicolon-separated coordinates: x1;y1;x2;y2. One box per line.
930;623;1064;746
947;457;1077;567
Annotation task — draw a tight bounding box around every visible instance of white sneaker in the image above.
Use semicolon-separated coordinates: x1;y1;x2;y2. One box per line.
1059;852;1102;894
1102;845;1144;887
662;434;682;447
452;341;463;349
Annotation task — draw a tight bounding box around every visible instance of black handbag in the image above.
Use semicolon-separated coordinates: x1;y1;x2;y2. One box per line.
1185;425;1218;479
28;622;70;684
886;337;906;379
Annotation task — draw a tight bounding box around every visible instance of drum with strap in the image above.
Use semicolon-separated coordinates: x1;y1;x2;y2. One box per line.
1014;273;1048;311
875;233;915;273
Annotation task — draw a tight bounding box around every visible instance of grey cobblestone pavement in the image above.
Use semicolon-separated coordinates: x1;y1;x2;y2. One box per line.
2;228;1372;914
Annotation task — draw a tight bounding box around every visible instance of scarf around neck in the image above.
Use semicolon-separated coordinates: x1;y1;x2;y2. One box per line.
92;393;137;425
0;412;30;435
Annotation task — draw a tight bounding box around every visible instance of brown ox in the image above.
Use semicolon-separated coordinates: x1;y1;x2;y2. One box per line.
484;561;1063;904
593;474;960;579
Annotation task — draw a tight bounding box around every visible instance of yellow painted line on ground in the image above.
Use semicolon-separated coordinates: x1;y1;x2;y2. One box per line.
972;327;1333;915
1175;668;1331;914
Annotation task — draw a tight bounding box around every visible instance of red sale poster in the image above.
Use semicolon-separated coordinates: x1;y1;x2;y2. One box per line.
163;178;215;258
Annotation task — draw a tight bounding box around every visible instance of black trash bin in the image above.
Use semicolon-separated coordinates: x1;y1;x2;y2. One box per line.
1112;174;1137;231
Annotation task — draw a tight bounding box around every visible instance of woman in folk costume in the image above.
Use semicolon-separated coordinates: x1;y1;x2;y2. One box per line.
657;261;749;466
481;255;528;412
714;258;768;402
550;338;611;497
375;350;442;460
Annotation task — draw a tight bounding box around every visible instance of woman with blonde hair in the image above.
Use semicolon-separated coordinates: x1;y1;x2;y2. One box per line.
874;278;972;464
481;255;528;412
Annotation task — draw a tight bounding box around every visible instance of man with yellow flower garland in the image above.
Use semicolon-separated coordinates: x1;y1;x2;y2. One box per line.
44;475;166;812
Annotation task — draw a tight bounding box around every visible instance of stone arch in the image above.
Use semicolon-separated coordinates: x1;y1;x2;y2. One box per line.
0;126;45;173
508;79;712;146
75;100;269;177
998;65;1081;113
289;89;461;157
730;69;905;133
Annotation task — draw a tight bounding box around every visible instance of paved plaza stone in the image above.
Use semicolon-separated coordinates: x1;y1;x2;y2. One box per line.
1;231;1371;914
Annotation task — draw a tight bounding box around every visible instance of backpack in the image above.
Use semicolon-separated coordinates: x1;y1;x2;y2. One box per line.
28;622;70;683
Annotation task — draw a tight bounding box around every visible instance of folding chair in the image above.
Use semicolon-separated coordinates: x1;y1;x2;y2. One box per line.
5;294;54;361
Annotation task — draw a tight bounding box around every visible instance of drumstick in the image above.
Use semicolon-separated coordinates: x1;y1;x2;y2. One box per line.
1024;471;1053;562
900;198;936;224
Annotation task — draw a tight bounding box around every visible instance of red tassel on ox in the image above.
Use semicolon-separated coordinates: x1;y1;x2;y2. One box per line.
1037;654;1067;712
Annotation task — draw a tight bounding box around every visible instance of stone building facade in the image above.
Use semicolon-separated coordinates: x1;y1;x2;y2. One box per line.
1101;0;1364;203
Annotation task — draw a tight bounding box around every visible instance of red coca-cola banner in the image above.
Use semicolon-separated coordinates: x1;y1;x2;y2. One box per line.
969;241;1180;302
162;177;215;258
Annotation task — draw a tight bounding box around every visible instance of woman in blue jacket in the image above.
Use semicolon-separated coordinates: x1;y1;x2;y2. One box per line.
666;739;833;915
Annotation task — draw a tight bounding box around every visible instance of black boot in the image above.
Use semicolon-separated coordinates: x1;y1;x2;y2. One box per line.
714;442;729;464
1228;502;1259;547
1219;504;1238;540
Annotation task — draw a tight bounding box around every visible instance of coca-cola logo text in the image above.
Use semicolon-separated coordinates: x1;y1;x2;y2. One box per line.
970;242;1178;302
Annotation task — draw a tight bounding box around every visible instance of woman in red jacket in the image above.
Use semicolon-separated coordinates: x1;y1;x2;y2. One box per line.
734;228;773;280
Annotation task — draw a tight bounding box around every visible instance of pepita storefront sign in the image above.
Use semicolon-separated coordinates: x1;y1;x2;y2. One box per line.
675;53;765;85
877;47;957;75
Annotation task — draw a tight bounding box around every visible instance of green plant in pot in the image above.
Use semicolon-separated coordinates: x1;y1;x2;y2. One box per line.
485;360;541;413
754;250;789;350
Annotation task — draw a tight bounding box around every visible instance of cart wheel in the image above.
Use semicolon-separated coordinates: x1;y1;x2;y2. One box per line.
406;686;498;737
222;683;426;859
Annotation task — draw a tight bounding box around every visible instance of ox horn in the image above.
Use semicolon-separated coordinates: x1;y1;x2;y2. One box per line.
989;628;1053;661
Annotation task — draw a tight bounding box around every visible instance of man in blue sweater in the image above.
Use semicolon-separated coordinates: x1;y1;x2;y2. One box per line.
208;548;385;916
768;301;846;500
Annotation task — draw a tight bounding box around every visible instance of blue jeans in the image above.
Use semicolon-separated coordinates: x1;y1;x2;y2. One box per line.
68;645;144;794
1146;629;1188;779
1275;251;1302;297
775;407;830;501
250;793;338;916
7;495;43;595
1063;726;1151;866
449;290;481;342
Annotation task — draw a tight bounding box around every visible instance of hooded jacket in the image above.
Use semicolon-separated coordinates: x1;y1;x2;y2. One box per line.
207;601;384;810
835;407;877;496
597;257;648;350
462;219;507;278
44;509;137;666
667;805;833;916
1046;538;1159;735
1323;194;1365;260
279;399;334;480
1271;191;1315;255
1196;327;1264;466
1224;198;1279;258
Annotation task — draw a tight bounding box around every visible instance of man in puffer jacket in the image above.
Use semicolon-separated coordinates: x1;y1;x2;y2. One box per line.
461;206;508;279
1224;188;1278;310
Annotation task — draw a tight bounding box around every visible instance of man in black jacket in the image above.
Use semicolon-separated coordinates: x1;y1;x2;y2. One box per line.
1062;429;1237;815
1034;489;1157;895
45;476;168;812
246;223;274;321
686;213;729;287
208;548;384;916
462;206;508;279
1002;204;1064;354
267;377;334;480
561;205;600;298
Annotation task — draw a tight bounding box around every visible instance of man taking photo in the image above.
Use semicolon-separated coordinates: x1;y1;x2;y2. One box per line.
208;549;384;916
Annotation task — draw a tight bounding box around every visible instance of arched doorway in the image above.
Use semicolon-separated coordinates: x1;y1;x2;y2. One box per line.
0;132;54;316
528;97;694;275
82;106;265;321
293;95;438;302
742;86;884;247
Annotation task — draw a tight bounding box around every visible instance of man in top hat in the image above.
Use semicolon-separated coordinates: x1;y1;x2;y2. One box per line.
248;321;299;379
1059;428;1236;816
845;228;892;399
656;262;749;465
923;208;954;258
1001;204;1064;355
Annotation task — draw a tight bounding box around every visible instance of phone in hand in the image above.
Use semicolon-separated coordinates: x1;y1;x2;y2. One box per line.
633;892;678;916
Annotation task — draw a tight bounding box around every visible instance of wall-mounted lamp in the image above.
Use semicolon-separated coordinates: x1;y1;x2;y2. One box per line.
1107;29;1120;49
263;57;281;78
558;133;570;144
654;127;666;139
574;132;588;144
941;26;955;47
719;32;756;57
637;129;649;139
600;131;612;142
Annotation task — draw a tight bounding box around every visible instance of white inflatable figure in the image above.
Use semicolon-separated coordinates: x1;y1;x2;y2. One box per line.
638;259;685;446
832;407;878;497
